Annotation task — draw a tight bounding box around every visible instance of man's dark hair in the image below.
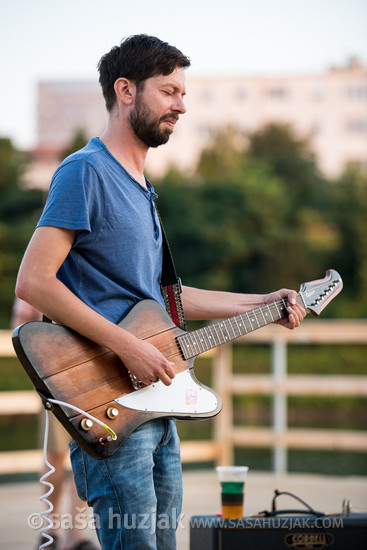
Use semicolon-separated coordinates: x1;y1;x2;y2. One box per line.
98;34;191;112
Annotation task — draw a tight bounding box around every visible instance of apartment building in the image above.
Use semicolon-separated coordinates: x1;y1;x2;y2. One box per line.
27;58;367;188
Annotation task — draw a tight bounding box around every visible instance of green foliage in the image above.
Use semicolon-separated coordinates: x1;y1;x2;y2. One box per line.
157;160;312;293
1;122;367;325
0;357;33;390
0;139;43;327
1;126;366;477
0;138;28;192
326;165;367;316
196;125;247;180
156;123;367;316
247;123;330;219
60;128;88;159
0;129;88;328
248;123;316;179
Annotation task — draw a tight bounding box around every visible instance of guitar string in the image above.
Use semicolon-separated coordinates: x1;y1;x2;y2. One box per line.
156;299;288;357
113;296;297;379
88;297;293;363
80;297;293;366
79;297;293;370
41;296;300;391
151;298;290;360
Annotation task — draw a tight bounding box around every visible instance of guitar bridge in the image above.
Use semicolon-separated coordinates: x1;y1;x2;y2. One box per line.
127;370;144;390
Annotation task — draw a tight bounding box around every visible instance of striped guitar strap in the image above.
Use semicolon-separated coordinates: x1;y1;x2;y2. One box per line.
156;207;186;331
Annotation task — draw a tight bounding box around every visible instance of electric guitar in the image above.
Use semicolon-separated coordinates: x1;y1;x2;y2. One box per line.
12;269;342;459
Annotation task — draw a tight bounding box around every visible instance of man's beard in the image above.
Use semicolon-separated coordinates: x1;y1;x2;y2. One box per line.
129;93;176;148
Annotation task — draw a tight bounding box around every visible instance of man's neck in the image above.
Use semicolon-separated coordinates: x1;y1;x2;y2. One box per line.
100;121;149;188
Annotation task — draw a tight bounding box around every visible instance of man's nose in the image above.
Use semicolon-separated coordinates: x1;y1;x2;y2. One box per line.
173;96;186;114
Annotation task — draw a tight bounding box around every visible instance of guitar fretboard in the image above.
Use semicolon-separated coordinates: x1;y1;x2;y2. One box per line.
177;294;303;360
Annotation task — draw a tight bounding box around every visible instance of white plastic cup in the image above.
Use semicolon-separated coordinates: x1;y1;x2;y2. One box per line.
216;466;249;518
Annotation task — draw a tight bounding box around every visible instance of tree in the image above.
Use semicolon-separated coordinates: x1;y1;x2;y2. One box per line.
156;123;342;302
327;165;367;316
60;129;88;159
196;125;247;181
157;157;312;295
0;139;44;327
247;123;326;212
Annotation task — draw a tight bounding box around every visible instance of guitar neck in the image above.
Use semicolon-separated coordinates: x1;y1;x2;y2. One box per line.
177;294;305;360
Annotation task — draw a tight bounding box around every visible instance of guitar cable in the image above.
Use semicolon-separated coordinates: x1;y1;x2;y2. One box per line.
37;398;117;549
38;408;55;549
46;398;117;441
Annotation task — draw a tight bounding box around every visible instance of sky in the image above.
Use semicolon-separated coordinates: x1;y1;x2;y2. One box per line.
1;0;366;149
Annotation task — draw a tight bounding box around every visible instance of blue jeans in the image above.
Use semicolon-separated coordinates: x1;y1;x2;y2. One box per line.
69;418;183;550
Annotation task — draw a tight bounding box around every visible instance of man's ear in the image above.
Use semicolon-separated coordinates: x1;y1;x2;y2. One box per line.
114;78;136;105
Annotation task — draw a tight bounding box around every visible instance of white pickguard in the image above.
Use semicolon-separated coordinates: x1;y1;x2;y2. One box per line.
115;369;218;415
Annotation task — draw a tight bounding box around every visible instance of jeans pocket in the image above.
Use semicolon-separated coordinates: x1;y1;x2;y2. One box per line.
69;440;88;502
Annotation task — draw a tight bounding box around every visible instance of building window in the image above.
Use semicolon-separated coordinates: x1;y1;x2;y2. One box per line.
311;123;322;136
346;120;367;133
346;85;367;100
309;85;325;101
201;89;214;103
268;86;289;99
235;88;248;101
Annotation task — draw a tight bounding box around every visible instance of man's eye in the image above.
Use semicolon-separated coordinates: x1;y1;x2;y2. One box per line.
163;90;173;96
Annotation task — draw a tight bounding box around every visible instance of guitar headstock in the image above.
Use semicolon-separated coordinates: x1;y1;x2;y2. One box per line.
299;269;343;316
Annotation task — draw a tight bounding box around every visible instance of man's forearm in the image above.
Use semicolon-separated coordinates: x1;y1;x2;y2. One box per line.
181;285;266;320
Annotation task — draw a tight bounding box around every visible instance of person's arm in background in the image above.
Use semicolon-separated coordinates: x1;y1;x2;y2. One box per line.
11;297;42;328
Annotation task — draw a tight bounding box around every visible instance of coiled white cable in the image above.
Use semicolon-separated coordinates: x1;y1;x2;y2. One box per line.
38;409;55;549
37;398;116;549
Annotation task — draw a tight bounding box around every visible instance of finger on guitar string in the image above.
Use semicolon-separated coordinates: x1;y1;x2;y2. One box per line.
143;359;176;387
140;364;175;386
160;361;176;385
119;336;177;387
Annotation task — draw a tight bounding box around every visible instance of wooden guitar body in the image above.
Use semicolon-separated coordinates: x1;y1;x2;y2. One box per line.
12;300;221;459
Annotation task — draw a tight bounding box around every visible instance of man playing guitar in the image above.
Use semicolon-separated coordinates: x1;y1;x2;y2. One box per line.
15;35;306;550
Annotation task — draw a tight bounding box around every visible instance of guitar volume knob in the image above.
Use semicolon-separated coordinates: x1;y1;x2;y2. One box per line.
81;418;93;431
107;407;119;419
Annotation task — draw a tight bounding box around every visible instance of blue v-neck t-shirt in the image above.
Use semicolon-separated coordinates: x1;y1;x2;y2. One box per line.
37;137;164;323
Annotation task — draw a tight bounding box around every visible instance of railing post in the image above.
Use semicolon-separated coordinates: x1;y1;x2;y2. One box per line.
213;343;234;465
271;338;288;474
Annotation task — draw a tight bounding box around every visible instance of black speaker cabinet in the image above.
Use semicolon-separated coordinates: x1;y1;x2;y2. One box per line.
190;514;367;550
